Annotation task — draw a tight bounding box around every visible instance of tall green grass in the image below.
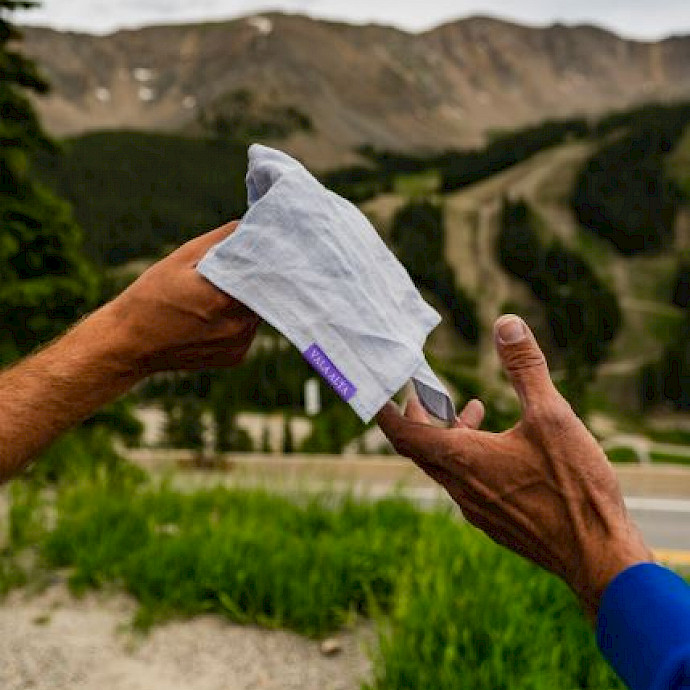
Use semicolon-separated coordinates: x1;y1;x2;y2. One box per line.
366;514;624;689
38;481;425;633
6;478;624;688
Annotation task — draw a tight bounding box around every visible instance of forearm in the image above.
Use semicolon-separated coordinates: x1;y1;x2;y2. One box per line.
0;304;142;480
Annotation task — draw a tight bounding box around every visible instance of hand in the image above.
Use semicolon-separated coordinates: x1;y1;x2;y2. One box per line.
377;314;652;620
105;221;260;377
0;222;259;479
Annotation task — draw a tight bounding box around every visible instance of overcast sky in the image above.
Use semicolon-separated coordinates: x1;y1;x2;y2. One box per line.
13;0;690;40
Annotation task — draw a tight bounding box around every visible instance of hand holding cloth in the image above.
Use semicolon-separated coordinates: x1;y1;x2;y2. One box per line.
197;145;454;423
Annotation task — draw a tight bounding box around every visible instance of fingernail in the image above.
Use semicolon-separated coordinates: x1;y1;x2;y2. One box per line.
497;315;526;344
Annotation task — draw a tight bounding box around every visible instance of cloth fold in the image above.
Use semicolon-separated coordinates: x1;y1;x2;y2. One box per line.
197;144;455;424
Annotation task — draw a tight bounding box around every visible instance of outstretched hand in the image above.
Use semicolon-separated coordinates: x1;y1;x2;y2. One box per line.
0;222;260;480
377;315;652;620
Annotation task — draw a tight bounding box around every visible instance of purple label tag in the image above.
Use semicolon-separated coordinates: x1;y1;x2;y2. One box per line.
303;343;357;402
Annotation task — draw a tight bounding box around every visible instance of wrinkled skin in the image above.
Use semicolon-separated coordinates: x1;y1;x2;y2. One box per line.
377;315;652;620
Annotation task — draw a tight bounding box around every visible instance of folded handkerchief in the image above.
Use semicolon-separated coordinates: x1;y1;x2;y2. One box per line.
197;144;455;424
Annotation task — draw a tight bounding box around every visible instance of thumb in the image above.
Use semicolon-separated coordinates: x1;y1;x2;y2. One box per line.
494;314;558;412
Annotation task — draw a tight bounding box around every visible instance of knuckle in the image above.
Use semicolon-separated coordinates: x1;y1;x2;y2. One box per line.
394;431;441;465
203;287;233;318
525;395;574;432
505;347;547;374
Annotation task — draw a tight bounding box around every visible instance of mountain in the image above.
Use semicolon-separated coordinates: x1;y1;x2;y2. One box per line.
20;14;690;167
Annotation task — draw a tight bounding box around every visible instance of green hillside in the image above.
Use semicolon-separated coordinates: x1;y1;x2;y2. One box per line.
363;107;690;426
32;104;690;442
34;132;248;266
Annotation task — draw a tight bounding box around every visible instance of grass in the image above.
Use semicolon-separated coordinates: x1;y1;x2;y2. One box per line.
4;474;625;688
21;480;426;634
367;514;623;690
605;447;641;463
571;216;621;284
651;451;690;465
393;170;441;197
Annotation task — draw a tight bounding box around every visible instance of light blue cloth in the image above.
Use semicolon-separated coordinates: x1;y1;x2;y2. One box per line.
197;144;455;424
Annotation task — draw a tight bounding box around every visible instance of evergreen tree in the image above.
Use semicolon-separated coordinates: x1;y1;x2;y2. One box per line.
0;1;97;362
163;398;205;450
209;372;237;452
282;414;294;454
260;425;272;453
391;200;479;343
572;104;690;255
497;198;542;282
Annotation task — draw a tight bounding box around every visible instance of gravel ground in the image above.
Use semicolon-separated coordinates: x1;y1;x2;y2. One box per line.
0;585;374;690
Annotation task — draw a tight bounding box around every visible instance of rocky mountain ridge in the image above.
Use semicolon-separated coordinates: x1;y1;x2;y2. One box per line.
20;14;690;167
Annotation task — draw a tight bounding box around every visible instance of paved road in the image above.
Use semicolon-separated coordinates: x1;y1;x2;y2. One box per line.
396;488;690;558
626;497;690;552
375;487;690;552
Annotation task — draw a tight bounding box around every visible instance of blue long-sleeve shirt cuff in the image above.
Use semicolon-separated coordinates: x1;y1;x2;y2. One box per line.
597;562;690;690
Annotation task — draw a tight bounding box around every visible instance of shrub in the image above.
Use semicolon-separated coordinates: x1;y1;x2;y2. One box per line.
22;426;145;486
672;263;690;308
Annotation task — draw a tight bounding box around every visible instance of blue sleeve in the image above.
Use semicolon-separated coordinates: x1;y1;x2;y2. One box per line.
597;563;690;690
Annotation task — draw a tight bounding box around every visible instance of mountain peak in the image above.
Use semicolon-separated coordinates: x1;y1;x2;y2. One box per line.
19;15;690;167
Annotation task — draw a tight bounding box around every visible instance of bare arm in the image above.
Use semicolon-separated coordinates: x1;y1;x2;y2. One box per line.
0;305;139;479
377;315;652;621
0;222;258;481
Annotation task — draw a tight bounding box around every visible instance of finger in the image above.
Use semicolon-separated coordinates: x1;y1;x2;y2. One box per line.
456;399;484;430
404;396;432;424
376;401;454;465
180;220;241;262
494;314;559;412
218;294;261;323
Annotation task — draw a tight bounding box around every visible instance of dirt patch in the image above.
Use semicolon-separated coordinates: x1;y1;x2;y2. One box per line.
0;585;374;690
